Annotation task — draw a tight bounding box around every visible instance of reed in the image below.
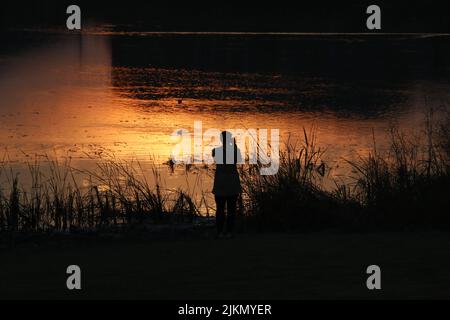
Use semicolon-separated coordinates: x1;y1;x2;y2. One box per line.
0;155;203;233
239;128;339;231
0;112;449;234
343;110;450;228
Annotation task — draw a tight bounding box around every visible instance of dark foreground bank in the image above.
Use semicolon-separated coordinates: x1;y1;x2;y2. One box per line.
1;231;449;300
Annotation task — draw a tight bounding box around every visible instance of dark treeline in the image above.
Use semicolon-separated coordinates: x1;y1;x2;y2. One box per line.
1;1;450;32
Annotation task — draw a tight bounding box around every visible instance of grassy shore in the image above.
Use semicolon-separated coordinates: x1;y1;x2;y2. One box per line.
1;114;449;233
1;231;450;300
0;111;449;300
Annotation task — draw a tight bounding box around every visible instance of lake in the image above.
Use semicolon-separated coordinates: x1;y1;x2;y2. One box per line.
1;28;450;205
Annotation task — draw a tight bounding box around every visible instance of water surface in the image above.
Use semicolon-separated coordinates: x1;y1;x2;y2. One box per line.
1;29;450;194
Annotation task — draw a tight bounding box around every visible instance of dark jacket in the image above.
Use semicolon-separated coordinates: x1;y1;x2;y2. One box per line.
212;144;242;197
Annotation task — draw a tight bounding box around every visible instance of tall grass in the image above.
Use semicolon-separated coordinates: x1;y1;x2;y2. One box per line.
1;111;449;234
0;156;203;233
344;110;450;229
239;128;340;231
239;110;450;231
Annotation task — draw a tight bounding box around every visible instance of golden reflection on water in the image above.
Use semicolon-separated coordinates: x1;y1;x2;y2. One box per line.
0;32;445;194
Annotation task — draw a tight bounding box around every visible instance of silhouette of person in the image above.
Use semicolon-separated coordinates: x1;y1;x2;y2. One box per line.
212;131;242;237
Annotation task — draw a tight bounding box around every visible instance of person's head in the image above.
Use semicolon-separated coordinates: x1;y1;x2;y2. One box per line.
220;131;233;146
